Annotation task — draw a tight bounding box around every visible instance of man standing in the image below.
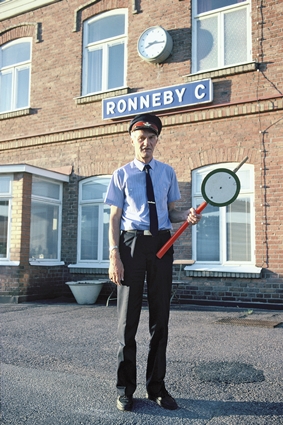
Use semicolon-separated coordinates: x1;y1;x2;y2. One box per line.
105;113;201;412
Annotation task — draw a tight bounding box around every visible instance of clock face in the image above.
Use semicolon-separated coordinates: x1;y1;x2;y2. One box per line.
137;26;173;63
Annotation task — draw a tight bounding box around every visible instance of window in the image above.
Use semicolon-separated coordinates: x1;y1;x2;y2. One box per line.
0;38;31;113
78;176;111;265
29;177;63;262
0;175;12;260
82;10;127;96
192;163;254;265
192;0;251;73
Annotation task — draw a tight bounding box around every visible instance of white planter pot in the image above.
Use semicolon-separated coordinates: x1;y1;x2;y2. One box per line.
65;280;104;305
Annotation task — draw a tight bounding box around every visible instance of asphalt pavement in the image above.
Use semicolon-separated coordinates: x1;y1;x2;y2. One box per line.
1;298;283;425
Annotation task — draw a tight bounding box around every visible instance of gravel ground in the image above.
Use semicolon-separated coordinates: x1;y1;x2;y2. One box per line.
1;300;283;425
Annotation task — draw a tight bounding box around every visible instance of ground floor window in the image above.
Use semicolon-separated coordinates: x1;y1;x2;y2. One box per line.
192;163;254;265
0;175;12;260
78;176;111;265
29;176;63;261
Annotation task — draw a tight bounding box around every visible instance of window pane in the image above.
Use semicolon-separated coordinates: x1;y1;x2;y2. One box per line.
195;172;205;194
224;8;247;65
82;179;110;201
108;43;124;90
0;71;12;112
87;48;102;94
0;200;9;258
196;203;220;261
0;176;12;194
79;177;111;263
197;16;218;71
103;206;110;260
80;205;98;260
197;0;246;14
88;15;125;44
16;67;30;109
226;198;251;261
237;169;251;190
2;42;30;67
30;202;59;259
32;178;60;200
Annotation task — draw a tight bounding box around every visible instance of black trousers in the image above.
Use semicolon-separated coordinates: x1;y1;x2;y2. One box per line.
116;230;173;397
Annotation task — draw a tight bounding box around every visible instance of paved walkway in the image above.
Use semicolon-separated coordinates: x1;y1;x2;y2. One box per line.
1;300;283;424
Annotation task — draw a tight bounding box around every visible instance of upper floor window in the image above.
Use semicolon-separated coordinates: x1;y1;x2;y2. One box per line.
0;38;31;113
192;0;251;73
82;10;127;96
29;177;63;262
0;175;12;260
78;176;111;265
192;163;254;265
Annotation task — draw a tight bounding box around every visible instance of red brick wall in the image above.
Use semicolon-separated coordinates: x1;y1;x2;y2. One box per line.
1;0;282;139
0;0;282;305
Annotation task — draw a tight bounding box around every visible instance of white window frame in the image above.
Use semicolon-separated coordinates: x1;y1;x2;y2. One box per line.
29;176;63;265
73;176;111;268
82;9;127;96
0;38;32;113
0;174;12;263
192;0;251;74
191;163;256;272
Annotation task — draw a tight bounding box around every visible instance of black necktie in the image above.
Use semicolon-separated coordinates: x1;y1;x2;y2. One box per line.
144;164;158;236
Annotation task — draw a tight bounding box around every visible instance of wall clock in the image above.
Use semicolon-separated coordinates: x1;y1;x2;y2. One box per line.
137;26;173;63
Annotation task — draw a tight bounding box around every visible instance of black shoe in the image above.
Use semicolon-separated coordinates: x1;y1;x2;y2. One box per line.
147;389;178;410
117;395;133;411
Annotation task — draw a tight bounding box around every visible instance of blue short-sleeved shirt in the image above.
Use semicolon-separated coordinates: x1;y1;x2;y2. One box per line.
104;158;181;231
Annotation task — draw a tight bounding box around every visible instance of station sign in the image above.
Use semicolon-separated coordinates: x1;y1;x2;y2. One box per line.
102;79;212;120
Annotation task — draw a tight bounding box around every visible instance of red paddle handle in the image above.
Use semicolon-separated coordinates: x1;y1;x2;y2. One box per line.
156;201;208;259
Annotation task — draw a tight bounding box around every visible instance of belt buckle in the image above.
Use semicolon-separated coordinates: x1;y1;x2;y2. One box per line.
144;230;152;236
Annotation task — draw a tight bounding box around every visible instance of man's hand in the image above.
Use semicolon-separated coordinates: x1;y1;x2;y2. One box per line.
186;207;202;225
168;203;202;224
109;250;124;286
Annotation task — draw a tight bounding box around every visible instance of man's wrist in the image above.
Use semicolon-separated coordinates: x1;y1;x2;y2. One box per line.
109;245;119;252
109;246;120;260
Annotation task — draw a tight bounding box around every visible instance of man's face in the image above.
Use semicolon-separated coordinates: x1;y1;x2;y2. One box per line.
131;129;158;163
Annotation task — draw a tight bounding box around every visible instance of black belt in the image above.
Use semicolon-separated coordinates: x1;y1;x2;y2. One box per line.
122;229;170;236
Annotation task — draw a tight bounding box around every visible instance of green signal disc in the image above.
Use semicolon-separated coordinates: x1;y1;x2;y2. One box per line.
201;168;241;207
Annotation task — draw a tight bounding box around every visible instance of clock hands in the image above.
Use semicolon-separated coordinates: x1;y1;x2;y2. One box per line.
145;40;164;48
